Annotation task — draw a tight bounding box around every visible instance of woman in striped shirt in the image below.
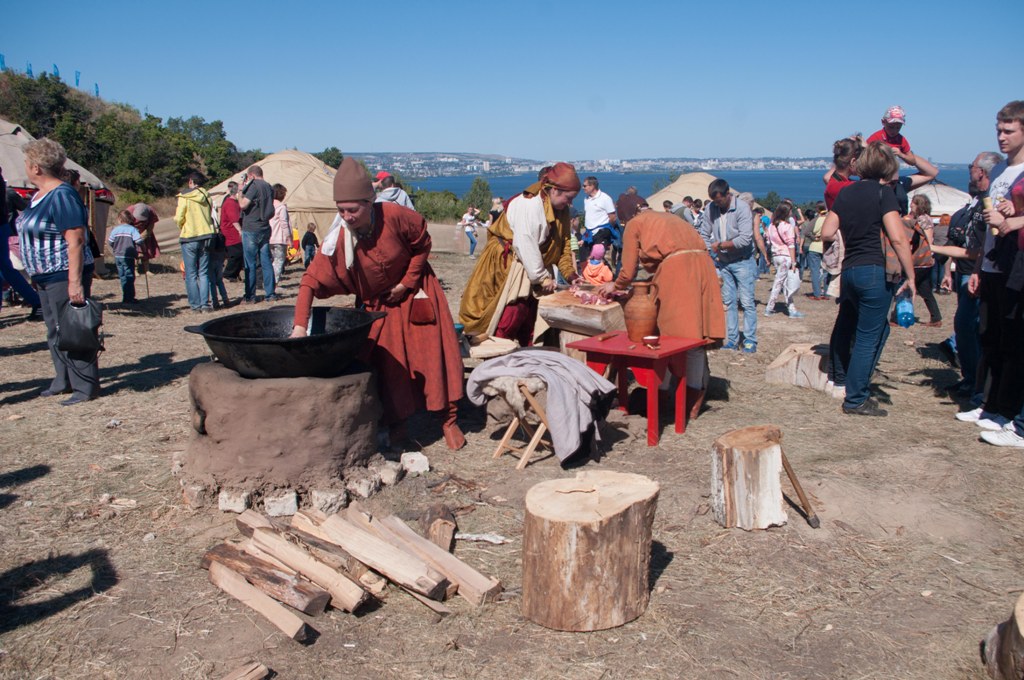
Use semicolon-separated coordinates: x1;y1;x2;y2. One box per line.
17;138;99;405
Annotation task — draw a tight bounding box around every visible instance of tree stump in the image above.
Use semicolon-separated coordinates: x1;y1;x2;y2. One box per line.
765;343;830;393
710;425;787;530
522;470;659;631
982;592;1024;680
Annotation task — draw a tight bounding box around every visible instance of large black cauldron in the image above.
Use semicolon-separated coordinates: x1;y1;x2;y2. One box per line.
185;306;384;379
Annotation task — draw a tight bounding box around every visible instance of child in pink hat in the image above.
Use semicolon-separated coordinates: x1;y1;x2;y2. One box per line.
866;105;911;154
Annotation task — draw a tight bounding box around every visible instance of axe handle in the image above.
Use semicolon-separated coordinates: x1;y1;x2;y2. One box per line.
781;449;820;528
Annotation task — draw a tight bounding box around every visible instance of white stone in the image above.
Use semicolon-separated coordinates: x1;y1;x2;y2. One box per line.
346;472;382;500
400;451;430;475
374;461;405;487
310;489;348;514
264;489;298;517
218;489;252;514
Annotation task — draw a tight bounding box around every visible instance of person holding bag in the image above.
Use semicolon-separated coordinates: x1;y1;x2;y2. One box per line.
821;142;916;416
16;139;100;406
291;158;466;451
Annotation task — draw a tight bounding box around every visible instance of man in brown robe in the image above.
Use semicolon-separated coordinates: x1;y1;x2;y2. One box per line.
599;208;725;418
291;158;465;450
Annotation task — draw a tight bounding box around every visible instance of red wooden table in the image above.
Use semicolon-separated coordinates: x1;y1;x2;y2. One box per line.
567;331;710;446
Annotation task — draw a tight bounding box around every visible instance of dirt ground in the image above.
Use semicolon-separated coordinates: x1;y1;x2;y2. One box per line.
1;249;1020;680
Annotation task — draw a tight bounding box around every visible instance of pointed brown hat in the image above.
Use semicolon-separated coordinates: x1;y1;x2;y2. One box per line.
333;157;375;202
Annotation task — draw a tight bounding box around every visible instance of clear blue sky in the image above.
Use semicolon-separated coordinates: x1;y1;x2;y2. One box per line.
2;0;1020;163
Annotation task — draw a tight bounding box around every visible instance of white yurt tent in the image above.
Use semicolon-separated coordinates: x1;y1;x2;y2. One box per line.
1;117;115;253
645;171;736;212
154;150;338;253
907;180;971;217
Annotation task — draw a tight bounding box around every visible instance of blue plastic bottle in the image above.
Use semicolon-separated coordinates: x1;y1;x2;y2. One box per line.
896;293;915;328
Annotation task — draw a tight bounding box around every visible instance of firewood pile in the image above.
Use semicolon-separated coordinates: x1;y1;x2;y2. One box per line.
202;503;502;642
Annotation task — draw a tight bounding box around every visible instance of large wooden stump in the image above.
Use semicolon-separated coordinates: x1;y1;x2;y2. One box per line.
983;592;1024;680
710;425;787;530
538;290;625;362
522;470;659;631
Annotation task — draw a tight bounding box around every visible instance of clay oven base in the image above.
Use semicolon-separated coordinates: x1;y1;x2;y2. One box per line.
184;362;381;491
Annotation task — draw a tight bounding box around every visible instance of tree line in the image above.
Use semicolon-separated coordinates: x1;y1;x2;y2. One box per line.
0;71;491;220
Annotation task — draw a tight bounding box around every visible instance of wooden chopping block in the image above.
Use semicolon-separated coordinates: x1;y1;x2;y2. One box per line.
537;290;625;336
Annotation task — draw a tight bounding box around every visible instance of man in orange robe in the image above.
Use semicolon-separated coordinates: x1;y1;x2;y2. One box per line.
291;158;465;449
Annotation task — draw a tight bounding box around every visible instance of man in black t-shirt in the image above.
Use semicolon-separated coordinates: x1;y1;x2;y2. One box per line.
237;165;277;303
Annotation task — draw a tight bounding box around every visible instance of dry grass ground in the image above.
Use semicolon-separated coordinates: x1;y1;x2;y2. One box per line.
1;250;1020;679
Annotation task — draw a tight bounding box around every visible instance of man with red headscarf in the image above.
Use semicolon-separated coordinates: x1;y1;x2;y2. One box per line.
458;162;581;346
291;158;465;450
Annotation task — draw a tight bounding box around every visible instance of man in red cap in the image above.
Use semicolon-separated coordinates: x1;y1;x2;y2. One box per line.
372;170;391;192
458;162;581;346
291;157;466;450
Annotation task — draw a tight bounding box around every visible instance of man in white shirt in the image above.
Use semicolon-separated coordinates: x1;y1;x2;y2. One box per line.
581;176;618;263
960;101;1024;435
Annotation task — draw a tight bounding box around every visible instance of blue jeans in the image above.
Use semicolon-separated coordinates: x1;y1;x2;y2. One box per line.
0;222;41;309
303;244;316;269
466;230;477;256
180;238;211;310
806;250;824;298
954;273;980;389
718;257;757;347
115;256;136;302
242;228;275;301
208;250;228;306
829;265;894;408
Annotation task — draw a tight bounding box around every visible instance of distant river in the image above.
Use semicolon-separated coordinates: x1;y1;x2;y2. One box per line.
410;168;970;209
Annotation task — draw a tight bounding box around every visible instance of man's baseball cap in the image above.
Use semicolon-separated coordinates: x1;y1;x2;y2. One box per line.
374;171;391;181
883;106;906;124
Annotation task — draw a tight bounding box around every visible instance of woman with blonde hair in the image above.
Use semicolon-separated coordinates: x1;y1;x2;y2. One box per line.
17;138;100;405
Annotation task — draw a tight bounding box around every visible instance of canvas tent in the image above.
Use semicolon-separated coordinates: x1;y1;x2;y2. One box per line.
1;117;115;255
154;150;339;253
907;180;971;217
645;171;737;212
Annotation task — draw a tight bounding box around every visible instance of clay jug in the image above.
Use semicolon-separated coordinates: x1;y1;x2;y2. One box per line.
624;281;658;341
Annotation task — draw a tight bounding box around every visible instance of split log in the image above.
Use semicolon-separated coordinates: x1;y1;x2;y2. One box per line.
522;470;659;631
982;592;1024;680
710;425;787;530
208;562;309;642
319;514;450;600
250;527;368;613
288;513;388;598
342;505;459;600
537;290;625;335
419;504;458;552
201;543;330;615
378;515;502;606
236;509;274;537
220;660;270;680
765;343;830;393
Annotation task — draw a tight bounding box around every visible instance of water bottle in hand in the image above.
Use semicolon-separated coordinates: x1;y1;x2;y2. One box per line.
896;293;915;328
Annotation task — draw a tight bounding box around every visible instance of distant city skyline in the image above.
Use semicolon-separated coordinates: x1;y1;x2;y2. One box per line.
2;0;1020;164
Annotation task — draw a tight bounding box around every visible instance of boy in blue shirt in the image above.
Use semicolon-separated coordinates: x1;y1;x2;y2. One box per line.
107;209;144;303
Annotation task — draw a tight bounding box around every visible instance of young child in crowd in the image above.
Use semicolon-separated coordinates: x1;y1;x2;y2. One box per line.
107;209;144;304
764;203;804;318
581;243;613;285
301;222;319;269
867;106;911;154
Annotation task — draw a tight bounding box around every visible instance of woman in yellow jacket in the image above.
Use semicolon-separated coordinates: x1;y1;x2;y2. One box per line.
175;171;216;312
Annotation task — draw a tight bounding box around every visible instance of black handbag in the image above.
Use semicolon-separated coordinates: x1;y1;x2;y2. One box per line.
57;298;104;352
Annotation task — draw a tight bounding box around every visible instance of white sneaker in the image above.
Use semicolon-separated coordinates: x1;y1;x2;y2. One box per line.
955;407;984;422
977;414;1011;431
980;426;1024;448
